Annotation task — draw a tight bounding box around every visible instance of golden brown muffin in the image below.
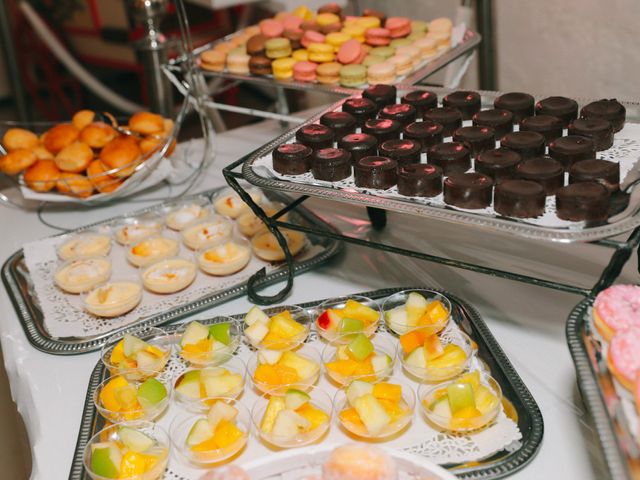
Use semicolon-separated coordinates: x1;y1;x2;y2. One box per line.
72;110;95;130
0;149;37;175
23;159;60;192
33;145;54;160
2;128;39;151
43;124;80;153
86;159;122;193
54;142;94;173
128;112;164;135
163;118;174;135
79;122;117;149
99;135;142;178
57;172;94;198
139;136;162;157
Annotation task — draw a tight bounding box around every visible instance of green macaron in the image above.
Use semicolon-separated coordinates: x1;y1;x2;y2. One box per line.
339;64;367;87
370;46;395;59
411;20;429;33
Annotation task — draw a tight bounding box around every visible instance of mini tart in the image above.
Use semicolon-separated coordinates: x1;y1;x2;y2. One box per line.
57;233;112;260
126;236;179;267
213;189;263;218
181;218;233;250
165;203;209;231
237;204;289;237
198;241;251;276
83;281;143;317
251;229;306;262
142;258;197;294
54;257;112;294
114;219;163;245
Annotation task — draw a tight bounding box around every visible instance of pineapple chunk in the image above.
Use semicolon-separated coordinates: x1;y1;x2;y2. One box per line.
260;396;285;433
269;311;305;339
353;394;391;436
279;351;319;380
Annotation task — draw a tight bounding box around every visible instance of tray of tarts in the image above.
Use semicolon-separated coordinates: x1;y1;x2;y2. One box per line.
1;186;341;355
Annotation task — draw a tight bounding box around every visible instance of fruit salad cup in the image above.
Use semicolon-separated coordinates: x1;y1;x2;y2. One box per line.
101;327;172;380
335;379;415;440
243;305;311;351
315;295;381;343
419;372;502;433
400;329;473;382
176;317;241;367
83;420;170;480
94;372;172;422
252;384;333;448
171;398;250;467
382;290;452;336
174;356;246;411
249;344;322;395
323;333;397;387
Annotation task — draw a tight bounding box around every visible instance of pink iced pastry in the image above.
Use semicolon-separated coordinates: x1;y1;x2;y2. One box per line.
260;19;284;38
301;30;326;48
293;61;318;82
608;327;640;390
337;39;363;64
365;27;391;46
385;17;411;38
593;284;640;341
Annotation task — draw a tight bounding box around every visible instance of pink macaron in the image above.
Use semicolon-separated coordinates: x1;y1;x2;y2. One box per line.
260;19;285;38
385;17;411;38
281;14;303;31
292;61;318;82
301;30;326;48
337;39;363;64
365;27;391;46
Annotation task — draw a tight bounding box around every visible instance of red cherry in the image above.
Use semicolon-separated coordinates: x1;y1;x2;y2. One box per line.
317;311;331;330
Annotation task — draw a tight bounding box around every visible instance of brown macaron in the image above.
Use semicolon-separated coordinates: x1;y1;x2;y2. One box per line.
246;34;269;56
249;55;273;75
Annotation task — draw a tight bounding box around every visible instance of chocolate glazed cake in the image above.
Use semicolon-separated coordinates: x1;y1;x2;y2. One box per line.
472;109;514;138
272;143;313;175
443;172;493;209
494;179;546;218
296;123;335;151
494;92;535;123
452;126;496;158
516;156;565;195
338;133;378;164
403;120;444;153
379;103;418;125
500;131;546;159
379;138;422;166
442;90;481;120
535;96;579;126
423;107;463;137
569;159;620;192
401;90;438;118
556;182;610;221
320;112;357;139
342;97;378;126
362;118;402;143
580;99;626;132
427;142;471;175
475;148;522;183
548;135;596;170
362;84;397;109
568;118;614;151
354;156;398;189
311;148;352;181
519;115;564;144
397;163;443;197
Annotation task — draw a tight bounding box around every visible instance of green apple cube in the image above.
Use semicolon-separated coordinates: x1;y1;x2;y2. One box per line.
353;394;390;435
118;426;154;453
447;382;475;414
181;321;209;347
285;388;311;410
207;401;239;430
258;349;282;365
406;292;428;325
385;306;408;334
186;418;214;446
245;306;270;326
271;409;310;440
208;322;231;345
340;317;364;336
137;378;167;409
430;397;452;418
347;334;374;361
176;371;201;398
91;442;121;478
260;396;285;433
370;354;391;375
346;380;374;407
123;334;148;357
280;352;319;379
244;321;269;345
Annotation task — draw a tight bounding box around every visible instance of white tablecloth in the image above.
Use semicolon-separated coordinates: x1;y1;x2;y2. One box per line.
0;115;626;479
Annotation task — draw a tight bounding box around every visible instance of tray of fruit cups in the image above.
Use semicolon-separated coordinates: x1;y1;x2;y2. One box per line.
243;84;640;242
1;186;341;355
567;284;640;480
0;107;185;205
69;287;543;480
174;3;479;92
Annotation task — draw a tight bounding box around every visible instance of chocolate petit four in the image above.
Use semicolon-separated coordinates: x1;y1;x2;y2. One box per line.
516;156;564;195
494;179;546;218
568;118;614;151
379;138;421;166
452;126;496;158
569;159;620;192
379;103;417;125
397;164;443;197
493;92;535;123
427;142;471;175
475;148;522;183
363;85;397;109
272;143;313;175
548;135;596;170
580;99;626;132
311;147;352;181
442;91;481;120
556;182;610;221
320;112;357;139
472;109;514;138
354;156;398;189
500;131;546;159
519;115;564;144
342;97;378;127
362;8;386;23
296;123;335;151
249;55;272;75
362;118;402;143
401;91;438;118
443;172;493;209
535;96;578;126
403;120;444;153
338;133;378;163
423;107;463;137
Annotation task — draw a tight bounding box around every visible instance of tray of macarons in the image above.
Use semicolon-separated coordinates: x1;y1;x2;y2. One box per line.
241;83;640;242
181;3;480;91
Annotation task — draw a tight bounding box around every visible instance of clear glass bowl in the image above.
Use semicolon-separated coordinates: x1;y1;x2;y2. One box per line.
314;295;381;344
176;317;241;367
83;420;170;480
111;213;164;246
382;289;452;335
54;256;113;294
196;236;252;276
125;235;180;268
242;305;311;351
162;197;211;231
140;256;197;294
212;186;264;219
251;384;333;448
56;228;113;261
181;215;234;251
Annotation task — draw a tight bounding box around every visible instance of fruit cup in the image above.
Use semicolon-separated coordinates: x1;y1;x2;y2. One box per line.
174;356;247;411
170;398;251;467
334;379;416;440
382;289;452;336
176;317;241;367
101;327;173;380
419;372;502;433
243;305;311;351
111;213;164;246
94;372;172;422
248;343;322;395
83;420;170;480
315;295;381;344
323;334;397;387
252;384;333;448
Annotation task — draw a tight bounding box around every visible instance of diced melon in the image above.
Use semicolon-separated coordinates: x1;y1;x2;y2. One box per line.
181;322;210;347
353;394;391;435
244;321;269;345
346;380;374;406
279;351;319;380
384;306;408;334
269;311;305;339
186;418;214;446
406;292;429;325
244;306;270;326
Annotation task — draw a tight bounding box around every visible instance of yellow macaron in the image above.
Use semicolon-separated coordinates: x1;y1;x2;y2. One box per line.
271;57;296;79
356;16;381;29
325;32;351;52
342;25;366;43
292;5;314;20
292;49;309;62
316;13;341;26
308;42;335;63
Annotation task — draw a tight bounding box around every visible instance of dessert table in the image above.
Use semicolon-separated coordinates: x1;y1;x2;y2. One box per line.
0;112;625;480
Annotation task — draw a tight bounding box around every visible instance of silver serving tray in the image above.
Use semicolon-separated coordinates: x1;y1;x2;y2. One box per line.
567;296;640;480
1;188;341;355
241;86;640;243
69;287;543;480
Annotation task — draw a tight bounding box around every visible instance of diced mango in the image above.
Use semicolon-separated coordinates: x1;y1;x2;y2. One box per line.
352;358;374;377
377;398;405;421
191;437;218;452
339;407;364;428
110;341;126;364
262;331;290;350
100;376;129;412
254;364;299;386
325;359;359;377
212;420;245;449
399;330;425;354
296;403;329;430
269;311;305;339
423;334;445;360
425;300;449;323
342;300;379;324
119;451;151;476
372;383;402;402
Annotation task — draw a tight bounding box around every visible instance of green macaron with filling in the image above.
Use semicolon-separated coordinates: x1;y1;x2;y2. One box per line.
339;64;367;87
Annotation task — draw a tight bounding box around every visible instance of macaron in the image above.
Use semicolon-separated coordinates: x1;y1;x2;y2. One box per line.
370;46;395;59
200;49;225;72
282;13;303;31
260;19;284;38
389;54;412;76
226;49;251;74
385;16;412;38
316;12;341;26
390;38;412;49
342;24;366;42
246;34;269;55
357;16;381;29
293;61;318;82
340;64;367;87
411;20;429;33
325;32;351;51
337;39;364;64
214;42;234;55
318;3;343;16
396;45;421;66
293;5;314;20
414;37;438;58
407;31;427;42
249;55;272;75
308;42;335;63
284;29;304;50
316;62;341;84
362;54;385;67
320;22;344;34
429;17;453;33
271;57;296;79
367;61;396;85
292;49;309;61
301;30;326;48
365;27;391;46
265;37;292;59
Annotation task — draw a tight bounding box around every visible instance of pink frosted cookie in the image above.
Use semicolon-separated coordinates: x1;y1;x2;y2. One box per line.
293;61;318;82
385;17;411;38
301;30;326;48
337;39;363;64
608;327;640;390
260;19;284;38
365;27;391;46
593;284;640;341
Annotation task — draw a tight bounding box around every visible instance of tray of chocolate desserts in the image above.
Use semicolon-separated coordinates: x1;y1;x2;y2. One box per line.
169;3;480;92
1;186;341;355
567;285;640;480
242;84;640;242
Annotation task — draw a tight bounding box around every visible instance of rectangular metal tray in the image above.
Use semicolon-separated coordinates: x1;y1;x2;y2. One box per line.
68;287;543;480
1;187;341;355
241;86;640;243
567;296;640;479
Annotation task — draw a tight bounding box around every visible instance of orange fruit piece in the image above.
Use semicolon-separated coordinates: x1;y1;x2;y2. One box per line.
213;420;245;449
325;359;359;377
296;403;329;430
378;398;405;420
399;330;425;354
425;300;449;323
372;383;402;402
339;407;364;427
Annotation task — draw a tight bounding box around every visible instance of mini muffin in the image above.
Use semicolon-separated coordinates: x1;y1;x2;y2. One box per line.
99;136;142;178
56;172;94;198
23;159;60;192
43;124;80;154
54;142;93;173
80;122;117;149
86;160;122;193
2;128;39;151
128;112;164;135
72;110;95;130
0;149;36;175
139;135;175;158
33;145;54;160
